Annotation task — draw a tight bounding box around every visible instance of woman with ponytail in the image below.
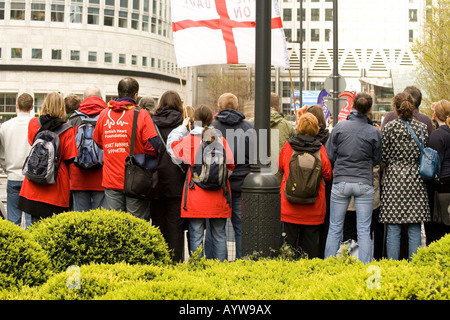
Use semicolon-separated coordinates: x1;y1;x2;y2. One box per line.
167;104;235;261
379;92;430;260
425;99;450;243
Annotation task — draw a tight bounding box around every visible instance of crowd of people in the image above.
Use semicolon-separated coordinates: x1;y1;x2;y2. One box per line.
0;77;449;264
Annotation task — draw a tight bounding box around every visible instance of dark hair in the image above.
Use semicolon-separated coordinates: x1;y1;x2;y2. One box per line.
393;92;415;119
403;86;422;108
64;94;81;114
17;93;33;112
193;104;215;143
157;90;183;114
353;93;373;115
118;77;139;99
306;104;326;127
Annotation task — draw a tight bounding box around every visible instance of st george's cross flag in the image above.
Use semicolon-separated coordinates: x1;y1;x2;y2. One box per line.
171;0;290;69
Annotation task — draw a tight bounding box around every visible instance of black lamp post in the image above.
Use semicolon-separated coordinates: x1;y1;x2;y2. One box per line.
241;0;282;258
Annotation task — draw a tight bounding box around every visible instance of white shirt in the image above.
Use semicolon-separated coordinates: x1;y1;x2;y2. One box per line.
0;112;33;181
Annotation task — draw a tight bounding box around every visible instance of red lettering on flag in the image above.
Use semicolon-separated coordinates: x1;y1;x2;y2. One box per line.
172;0;283;64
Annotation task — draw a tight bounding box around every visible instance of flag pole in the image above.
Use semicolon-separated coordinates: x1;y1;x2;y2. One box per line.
288;69;298;124
178;68;191;130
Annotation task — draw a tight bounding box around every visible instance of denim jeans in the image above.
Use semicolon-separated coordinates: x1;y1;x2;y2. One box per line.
104;188;150;220
7;180;31;229
190;218;227;261
72;190;107;212
386;223;421;260
325;182;374;264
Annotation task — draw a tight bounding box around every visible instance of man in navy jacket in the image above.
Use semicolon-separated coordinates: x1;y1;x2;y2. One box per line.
207;93;255;260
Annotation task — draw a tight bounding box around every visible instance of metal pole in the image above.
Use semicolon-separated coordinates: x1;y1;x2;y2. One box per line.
299;0;303;108
332;0;339;126
241;0;281;258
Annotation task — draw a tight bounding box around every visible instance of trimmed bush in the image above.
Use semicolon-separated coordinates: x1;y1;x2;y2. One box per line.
27;209;171;272
0;219;52;290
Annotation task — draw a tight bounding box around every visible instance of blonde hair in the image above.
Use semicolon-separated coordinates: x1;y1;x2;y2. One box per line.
296;113;319;136
433;100;450;126
41;92;66;120
218;93;238;110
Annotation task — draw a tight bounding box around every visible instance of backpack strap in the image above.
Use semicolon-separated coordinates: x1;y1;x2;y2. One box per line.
154;123;186;174
401;119;424;152
129;107;140;157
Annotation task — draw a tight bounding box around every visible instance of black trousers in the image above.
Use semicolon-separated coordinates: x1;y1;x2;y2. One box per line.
150;196;185;262
283;222;321;259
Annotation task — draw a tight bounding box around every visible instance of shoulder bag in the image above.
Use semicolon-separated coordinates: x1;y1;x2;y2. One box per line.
401;119;440;180
124;107;158;199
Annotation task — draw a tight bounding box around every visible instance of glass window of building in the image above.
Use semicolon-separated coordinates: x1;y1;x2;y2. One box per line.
31;1;46;21
297;8;306;21
33;93;47;113
104;9;114;26
325;29;331;42
120;0;128;8
0;48;2;58
11;48;22;59
311;29;320;42
106;0;114;6
283;8;291;21
143;0;149;12
89;0;99;3
133;0;139;10
32;48;43;59
132;55;137;65
51;3;64;22
0;93;17;114
142;56;148;66
325;8;333;21
151;17;156;33
142;15;149;31
0;2;4;20
119;54;126;64
104;52;113;63
70;1;83;23
10;1;26;20
52;49;62;60
70;50;80;61
119;11;128;28
88;7;99;25
409;9;417;22
311;8;320;21
284;29;292;42
131;13;139;29
88;51;97;62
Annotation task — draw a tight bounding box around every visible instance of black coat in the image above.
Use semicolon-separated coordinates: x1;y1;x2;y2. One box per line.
152;107;187;198
212;109;255;194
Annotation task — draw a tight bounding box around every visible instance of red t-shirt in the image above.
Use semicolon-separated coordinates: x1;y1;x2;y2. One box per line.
93;106;158;190
278;142;332;225
19;118;78;208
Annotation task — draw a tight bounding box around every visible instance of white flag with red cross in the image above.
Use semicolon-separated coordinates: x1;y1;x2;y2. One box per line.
171;0;290;69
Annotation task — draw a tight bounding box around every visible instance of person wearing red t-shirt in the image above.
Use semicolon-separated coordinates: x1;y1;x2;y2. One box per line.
18;92;78;224
167;105;235;261
93;77;160;219
278;113;332;258
67;86;107;212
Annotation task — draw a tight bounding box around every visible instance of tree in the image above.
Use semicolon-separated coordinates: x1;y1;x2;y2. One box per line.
204;68;254;112
413;0;450;106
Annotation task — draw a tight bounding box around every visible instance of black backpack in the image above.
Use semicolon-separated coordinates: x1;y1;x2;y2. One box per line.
284;149;323;204
22;122;71;185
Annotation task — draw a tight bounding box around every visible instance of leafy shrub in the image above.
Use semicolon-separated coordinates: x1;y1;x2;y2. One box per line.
27;209;171;272
0;219;52;289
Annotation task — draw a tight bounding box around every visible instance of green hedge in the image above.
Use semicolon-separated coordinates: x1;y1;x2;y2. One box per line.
27;209;171;272
0;219;52;290
1;209;449;300
3;235;450;300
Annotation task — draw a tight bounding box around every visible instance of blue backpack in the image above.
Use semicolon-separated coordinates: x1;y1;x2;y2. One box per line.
73;111;103;170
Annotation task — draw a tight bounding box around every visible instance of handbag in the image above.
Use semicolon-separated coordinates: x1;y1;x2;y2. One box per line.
401;119;440;180
123;108;157;199
433;192;450;226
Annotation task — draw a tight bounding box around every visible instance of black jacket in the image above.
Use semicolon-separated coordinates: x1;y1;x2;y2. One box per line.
152;107;187;198
428;124;450;179
212;109;255;193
